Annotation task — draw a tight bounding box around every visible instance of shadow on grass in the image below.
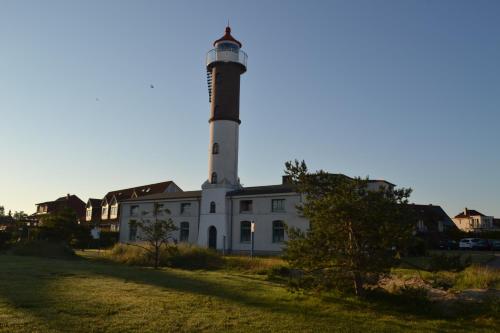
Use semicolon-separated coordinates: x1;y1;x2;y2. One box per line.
0;254;496;332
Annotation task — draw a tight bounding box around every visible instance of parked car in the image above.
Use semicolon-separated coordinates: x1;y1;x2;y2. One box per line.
459;238;474;250
471;238;489;250
488;239;500;251
438;240;458;250
459;238;488;250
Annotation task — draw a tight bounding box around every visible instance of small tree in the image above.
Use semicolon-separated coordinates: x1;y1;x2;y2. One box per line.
0;205;5;216
39;208;80;242
38;208;91;246
13;211;28;221
128;208;178;269
284;160;414;296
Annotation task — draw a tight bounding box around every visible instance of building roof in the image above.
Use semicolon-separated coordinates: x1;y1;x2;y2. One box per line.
454;208;486;218
213;26;242;47
121;190;202;203
87;198;102;208
103;181;177;202
227;184;296;197
409;204;455;227
36;194;85;205
36;194;84;206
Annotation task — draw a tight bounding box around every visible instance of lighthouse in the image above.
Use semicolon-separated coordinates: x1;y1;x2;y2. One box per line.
198;26;247;250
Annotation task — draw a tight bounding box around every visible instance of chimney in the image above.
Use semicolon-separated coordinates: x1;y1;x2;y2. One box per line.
282;175;292;185
67;193;70;200
464;207;468;216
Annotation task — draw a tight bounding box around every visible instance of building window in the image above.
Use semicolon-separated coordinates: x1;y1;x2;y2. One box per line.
154;203;165;215
101;206;108;218
86;209;92;219
212;143;219;154
240;200;253;213
180;222;189;242
272;220;285;243
210;201;216;213
240;221;251;243
110;205;118;217
180;203;191;214
129;221;137;241
272;199;285;212
211;172;218;184
130;205;139;217
417;220;426;232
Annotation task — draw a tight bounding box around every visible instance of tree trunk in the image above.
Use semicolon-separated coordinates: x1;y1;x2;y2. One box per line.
154;245;159;269
352;272;364;297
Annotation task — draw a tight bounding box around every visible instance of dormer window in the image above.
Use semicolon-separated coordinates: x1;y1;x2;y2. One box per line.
110;197;118;219
101;206;108;219
211;172;218;184
86;208;92;220
212;143;219;155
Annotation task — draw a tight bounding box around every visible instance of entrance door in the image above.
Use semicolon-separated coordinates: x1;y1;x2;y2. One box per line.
208;226;217;249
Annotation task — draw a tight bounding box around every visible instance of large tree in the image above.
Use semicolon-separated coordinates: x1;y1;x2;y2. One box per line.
129;208;178;269
284;160;414;296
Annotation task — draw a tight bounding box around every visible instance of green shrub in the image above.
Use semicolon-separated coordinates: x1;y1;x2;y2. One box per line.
108;243;223;269
99;231;120;248
429;253;470;272
10;240;76;259
0;231;14;250
224;256;286;274
169;244;224;270
109;243;150;265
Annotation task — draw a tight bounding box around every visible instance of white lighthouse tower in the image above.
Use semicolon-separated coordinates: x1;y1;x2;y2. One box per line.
198;26;247;250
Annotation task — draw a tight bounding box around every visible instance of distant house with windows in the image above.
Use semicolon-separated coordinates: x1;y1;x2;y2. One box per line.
410;204;456;234
34;194;86;223
87;181;181;232
452;208;495;232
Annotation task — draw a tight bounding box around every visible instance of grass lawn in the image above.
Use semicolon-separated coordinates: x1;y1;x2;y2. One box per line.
0;254;498;333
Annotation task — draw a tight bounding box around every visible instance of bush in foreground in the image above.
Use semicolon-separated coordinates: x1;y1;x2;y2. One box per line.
454;265;500;290
10;240;76;259
107;243;289;272
108;243;223;269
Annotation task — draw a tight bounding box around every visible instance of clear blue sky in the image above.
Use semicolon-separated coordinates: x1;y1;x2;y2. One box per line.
1;0;499;217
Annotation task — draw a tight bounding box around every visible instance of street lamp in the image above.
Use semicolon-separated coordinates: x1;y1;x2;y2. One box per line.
250;221;255;258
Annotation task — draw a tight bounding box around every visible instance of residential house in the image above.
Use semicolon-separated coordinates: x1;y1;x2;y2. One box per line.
452;208;495;232
96;181;182;232
35;194;86;223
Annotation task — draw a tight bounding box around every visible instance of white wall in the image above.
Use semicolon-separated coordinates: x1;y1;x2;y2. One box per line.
119;198;200;244
452;215;495;232
229;193;308;253
208;120;239;186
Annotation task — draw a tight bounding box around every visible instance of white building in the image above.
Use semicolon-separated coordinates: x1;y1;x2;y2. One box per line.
118;27;394;254
452;208;495;233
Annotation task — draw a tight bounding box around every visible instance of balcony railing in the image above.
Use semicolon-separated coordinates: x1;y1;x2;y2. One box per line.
206;48;247;68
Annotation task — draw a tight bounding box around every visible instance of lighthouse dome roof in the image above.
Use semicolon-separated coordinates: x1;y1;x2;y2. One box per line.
213;26;242;48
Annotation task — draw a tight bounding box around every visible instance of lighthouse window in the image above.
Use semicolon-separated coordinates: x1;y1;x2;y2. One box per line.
212;143;219;154
211;172;218;184
217;42;238;52
210;201;216;214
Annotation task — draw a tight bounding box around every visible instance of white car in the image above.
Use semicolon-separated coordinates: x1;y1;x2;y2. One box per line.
459;238;480;250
